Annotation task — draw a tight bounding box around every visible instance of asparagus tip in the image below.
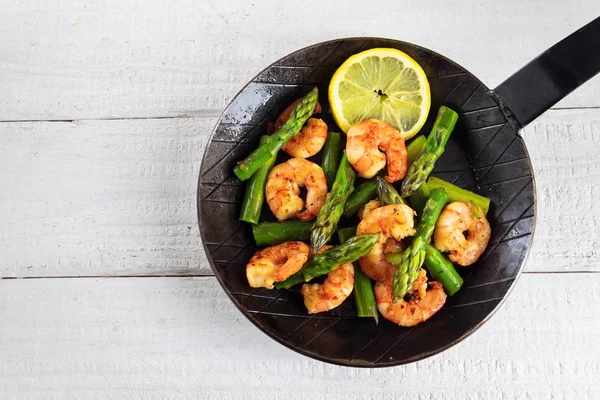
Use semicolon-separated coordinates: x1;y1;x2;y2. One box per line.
371;306;379;325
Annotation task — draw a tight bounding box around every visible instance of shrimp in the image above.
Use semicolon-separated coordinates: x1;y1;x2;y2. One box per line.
346;119;408;183
433;202;491;266
282;118;328;158
356;204;416;285
246;241;310;289
274;98;326;158
375;269;447;327
265;158;328;221
301;246;354;313
358;199;381;220
274;98;322;131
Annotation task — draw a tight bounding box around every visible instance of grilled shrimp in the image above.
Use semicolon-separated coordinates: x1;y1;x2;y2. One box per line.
246;241;310;289
282;118;328;158
346;119;408;183
301;246;354;314
433;202;491;266
356;204;416;285
358;199;381;220
274;98;326;158
274;98;322;131
265;158;328;221
375;269;447;327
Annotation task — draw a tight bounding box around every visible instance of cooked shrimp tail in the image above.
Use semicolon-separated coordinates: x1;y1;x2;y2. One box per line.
275;97;326;158
433;201;491;266
302;263;354;313
346;119;408;183
375;269;447;327
356;204;416;285
246;241;310;289
282;118;328;158
265;158;328;221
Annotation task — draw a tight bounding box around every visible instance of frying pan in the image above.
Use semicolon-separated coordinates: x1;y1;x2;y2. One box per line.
197;17;600;367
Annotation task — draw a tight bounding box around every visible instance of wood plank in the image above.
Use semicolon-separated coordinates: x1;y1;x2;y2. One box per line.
1;1;599;121
0;274;598;398
522;110;600;272
0;118;213;277
1;109;599;278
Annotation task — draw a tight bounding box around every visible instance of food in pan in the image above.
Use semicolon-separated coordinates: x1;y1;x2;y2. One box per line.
233;48;492;327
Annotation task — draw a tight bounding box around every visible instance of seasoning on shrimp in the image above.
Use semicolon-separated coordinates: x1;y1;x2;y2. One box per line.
246;241;310;289
274;98;322;131
281;118;328;158
265;158;328;222
375;268;447;327
275;98;326;158
356;204;416;285
346;119;408;183
357;199;381;221
433;202;491;266
301;246;354;313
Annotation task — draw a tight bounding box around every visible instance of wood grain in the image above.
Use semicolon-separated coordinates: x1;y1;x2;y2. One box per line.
0;274;598;398
1;0;599;121
0;118;211;277
522;110;600;272
1;109;599;277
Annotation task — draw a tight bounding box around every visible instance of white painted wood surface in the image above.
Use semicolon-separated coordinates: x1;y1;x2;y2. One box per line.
1;0;600;397
1;0;599;121
0;117;211;277
1;109;599;277
1;275;599;399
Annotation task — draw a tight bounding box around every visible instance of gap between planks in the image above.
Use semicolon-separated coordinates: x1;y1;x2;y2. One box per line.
1;106;599;124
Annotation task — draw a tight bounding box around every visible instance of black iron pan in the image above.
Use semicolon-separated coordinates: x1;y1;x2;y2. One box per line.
197;17;600;367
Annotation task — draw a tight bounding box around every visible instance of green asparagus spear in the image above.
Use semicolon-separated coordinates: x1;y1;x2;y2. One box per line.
407;135;426;166
426;176;491;216
338;227;378;324
401;106;459;197
322;132;342;189
376;176;406;206
385;188;449;302
234;88;318;181
342;178;377;219
311;152;356;252
275;233;380;289
408;182;430;217
424;245;463;295
252;221;313;246
239;135;278;224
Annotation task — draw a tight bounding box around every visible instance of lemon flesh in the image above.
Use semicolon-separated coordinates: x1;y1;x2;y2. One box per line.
329;48;431;139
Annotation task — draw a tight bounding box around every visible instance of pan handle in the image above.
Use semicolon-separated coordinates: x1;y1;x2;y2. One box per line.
492;16;600;130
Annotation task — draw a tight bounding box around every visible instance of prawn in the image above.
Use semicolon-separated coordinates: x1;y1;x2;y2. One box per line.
246;241;310;289
433;202;491;266
356;204;416;285
358;199;381;220
346;119;408;183
275;98;326;158
282;118;328;158
375;269;447;327
274;98;322;131
265;158;328;221
301;246;354;313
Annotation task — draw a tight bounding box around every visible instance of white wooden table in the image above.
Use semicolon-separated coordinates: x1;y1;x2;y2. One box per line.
2;1;600;398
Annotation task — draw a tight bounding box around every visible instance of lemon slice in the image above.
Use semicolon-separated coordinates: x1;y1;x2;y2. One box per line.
329;48;431;139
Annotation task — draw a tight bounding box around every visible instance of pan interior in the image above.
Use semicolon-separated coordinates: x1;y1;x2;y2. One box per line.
198;38;535;367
